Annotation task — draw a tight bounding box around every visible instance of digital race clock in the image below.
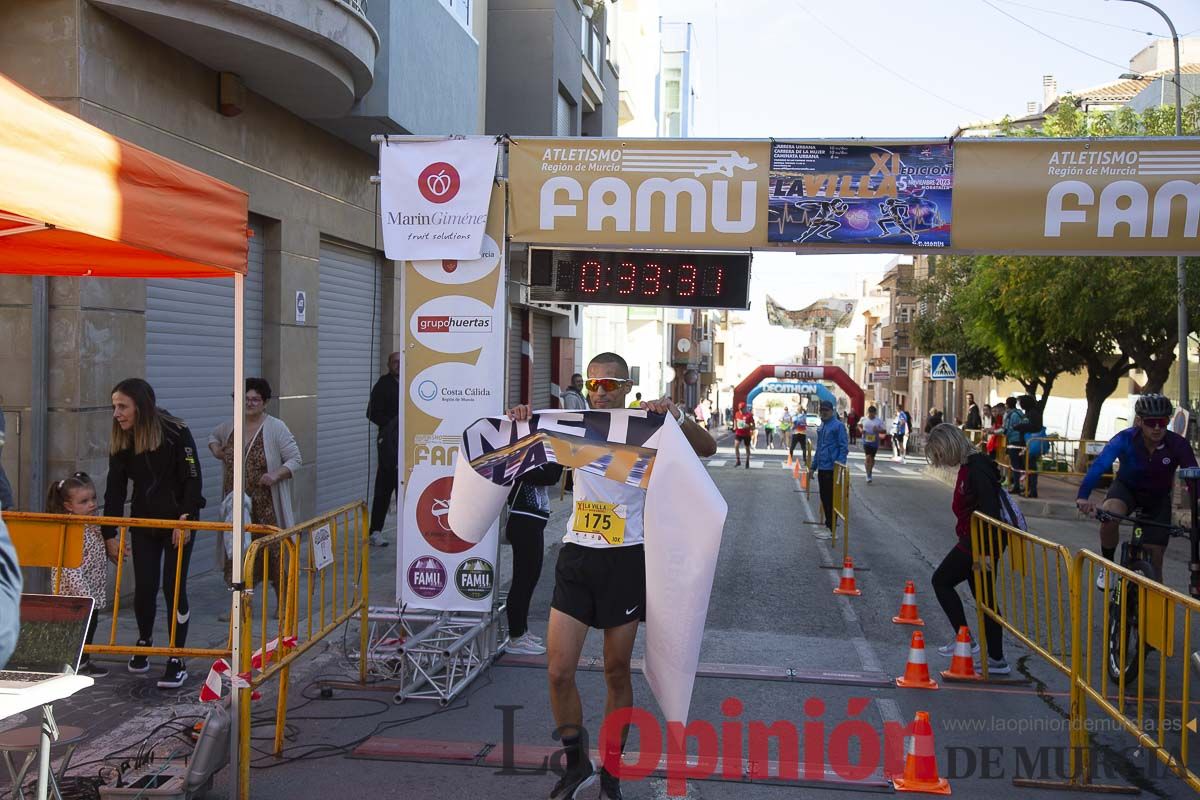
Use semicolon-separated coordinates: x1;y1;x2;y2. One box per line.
527;248;751;309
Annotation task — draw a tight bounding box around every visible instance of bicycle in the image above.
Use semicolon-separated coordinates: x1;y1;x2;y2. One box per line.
1092;467;1200;682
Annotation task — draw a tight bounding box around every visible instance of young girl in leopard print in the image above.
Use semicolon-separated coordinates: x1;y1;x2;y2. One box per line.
48;472;116;677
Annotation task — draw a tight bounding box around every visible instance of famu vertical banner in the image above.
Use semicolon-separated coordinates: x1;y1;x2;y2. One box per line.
397;187;506;610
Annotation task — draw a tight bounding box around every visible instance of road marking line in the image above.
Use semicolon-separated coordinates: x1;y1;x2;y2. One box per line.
707;459;727;468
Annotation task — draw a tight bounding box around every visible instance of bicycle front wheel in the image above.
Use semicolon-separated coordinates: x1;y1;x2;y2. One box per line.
1106;561;1157;683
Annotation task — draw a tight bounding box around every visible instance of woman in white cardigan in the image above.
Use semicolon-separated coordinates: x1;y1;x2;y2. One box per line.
209;378;301;590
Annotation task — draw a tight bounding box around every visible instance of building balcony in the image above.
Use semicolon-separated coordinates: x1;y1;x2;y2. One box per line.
91;0;379;119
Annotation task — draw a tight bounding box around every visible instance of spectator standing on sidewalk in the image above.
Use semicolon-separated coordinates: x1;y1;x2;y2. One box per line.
366;352;400;547
809;400;848;540
503;462;563;655
209;378;302;595
47;472;114;677
965;393;983;431
103;378;204;689
1014;394;1045;498
562;374;588;411
1002;396;1026;494
925;423;1011;675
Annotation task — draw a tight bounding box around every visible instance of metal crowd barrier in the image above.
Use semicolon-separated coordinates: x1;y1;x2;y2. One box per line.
236;501;369;798
969;513;1074;680
4;511;277;660
1065;550;1200;793
1023;437;1112;484
831;462;851;559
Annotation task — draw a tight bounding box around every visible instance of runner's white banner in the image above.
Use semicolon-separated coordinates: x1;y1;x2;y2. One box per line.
380;137;498;260
447;410;727;724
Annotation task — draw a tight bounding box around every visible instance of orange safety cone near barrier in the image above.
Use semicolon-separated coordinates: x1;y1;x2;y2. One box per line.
940;626;981;682
786;452;793;466
833;557;861;596
891;580;925;626
896;630;938;689
891;711;951;794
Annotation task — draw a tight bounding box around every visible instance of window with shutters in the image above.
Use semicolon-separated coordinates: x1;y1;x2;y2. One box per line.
555;90;576;136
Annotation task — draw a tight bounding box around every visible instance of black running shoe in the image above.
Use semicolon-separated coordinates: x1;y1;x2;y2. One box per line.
128;639;151;673
79;659;109;678
156;657;188;689
549;758;596;799
599;767;623;799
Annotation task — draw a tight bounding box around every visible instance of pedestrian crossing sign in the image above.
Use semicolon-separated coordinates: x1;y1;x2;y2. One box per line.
930;353;957;380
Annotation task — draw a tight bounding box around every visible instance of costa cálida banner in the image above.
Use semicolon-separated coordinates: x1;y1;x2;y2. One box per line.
380;136;499;260
445;410;728;724
397;186;506;611
507;138;770;248
953;138;1200;255
506;136;1200;255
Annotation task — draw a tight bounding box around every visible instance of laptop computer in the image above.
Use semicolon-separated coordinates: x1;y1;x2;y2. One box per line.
0;594;94;692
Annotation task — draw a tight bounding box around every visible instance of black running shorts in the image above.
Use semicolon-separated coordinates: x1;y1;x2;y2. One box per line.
1105;480;1173;546
552;543;646;629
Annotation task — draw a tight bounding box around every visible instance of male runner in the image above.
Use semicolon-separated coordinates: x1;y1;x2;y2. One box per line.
507;352;716;799
1075;394;1197;588
733;402;755;468
859;405;888;484
789;409;810;467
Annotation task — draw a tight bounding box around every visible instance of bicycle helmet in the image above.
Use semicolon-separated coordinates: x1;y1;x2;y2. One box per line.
1134;393;1173;418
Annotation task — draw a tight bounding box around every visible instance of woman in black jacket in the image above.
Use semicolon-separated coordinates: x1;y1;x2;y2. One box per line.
503;462;563;655
104;378;204;689
1014;394;1044;498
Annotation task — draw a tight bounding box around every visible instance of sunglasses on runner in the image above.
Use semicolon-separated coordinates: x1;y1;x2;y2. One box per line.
1141;416;1169;429
585;378;634;392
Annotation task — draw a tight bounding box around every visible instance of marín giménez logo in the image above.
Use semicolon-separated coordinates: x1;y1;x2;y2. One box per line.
416;315;492;333
418;161;461;204
418;380;438;402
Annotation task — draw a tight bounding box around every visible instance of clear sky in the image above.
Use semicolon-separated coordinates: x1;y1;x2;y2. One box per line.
653;0;1200;332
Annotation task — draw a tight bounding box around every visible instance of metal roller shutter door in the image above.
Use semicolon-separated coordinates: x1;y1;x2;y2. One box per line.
316;242;380;514
507;308;523;408
146;217;265;520
531;313;553;411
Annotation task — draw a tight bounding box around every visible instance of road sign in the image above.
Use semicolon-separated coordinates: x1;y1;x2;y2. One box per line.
930;353;957;381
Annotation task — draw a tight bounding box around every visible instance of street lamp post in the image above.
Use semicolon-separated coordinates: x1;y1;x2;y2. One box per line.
1112;0;1188;412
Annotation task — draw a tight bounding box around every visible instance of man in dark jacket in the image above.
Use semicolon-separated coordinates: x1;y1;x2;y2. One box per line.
366;352;400;547
965;393;983;430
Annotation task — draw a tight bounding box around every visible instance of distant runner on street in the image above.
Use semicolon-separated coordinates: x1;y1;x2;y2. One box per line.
859;405;887;484
734;402;755;468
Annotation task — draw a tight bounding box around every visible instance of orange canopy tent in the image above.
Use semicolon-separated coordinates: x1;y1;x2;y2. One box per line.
0;71;253;787
0;71;248;276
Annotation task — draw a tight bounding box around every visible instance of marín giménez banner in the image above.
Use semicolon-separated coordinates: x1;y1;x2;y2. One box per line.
447;410;727;724
380;137;499;260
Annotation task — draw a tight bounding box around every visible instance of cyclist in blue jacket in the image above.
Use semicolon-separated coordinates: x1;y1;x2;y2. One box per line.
1075;394;1197;588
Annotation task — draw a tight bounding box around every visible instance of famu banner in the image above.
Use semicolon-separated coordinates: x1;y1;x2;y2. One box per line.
508;138;770;248
446;410;728;724
954;138;1200;255
397;187;506;611
380;136;499;260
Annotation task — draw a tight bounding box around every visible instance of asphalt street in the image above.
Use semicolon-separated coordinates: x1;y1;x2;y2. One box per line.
199;438;1199;798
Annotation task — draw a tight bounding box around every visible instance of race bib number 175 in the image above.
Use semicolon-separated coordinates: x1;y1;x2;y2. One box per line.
573;501;626;545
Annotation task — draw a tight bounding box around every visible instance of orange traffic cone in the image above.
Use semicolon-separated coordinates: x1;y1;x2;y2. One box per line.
891;711;951;794
833;557;861;596
896;630;938;690
891;581;925;626
786;452;793;466
940;626;981;682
